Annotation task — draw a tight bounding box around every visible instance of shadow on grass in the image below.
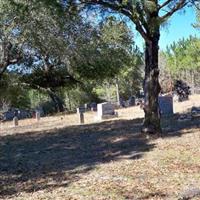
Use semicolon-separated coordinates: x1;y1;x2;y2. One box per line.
161;106;200;137
0;118;154;198
0;112;199;198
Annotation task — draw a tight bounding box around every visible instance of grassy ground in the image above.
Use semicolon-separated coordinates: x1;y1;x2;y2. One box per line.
0;95;200;200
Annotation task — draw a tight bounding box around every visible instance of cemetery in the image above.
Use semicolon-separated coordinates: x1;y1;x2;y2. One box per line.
0;94;200;200
0;1;200;200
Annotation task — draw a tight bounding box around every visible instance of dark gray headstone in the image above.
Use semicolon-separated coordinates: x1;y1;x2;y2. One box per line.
128;96;135;106
78;112;84;124
76;107;85;114
159;95;173;116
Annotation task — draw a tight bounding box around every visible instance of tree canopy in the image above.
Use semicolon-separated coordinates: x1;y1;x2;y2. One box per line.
0;1;143;112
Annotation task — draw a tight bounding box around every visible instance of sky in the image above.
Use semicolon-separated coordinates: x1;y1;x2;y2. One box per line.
134;7;200;51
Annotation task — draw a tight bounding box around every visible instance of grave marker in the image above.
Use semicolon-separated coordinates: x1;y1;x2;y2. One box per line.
77;107;85;114
36;111;40;122
159;95;173;116
78;112;84;124
13;117;18;127
97;102;117;120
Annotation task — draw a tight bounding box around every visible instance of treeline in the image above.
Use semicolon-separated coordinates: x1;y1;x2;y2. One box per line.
160;36;200;94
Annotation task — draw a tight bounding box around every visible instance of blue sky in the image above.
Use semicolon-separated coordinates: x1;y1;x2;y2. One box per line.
134;7;200;51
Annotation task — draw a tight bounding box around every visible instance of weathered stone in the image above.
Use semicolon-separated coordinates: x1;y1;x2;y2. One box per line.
159;95;173;116
76;107;85;114
36;111;40;122
13;117;18;127
78;112;84;124
97;102;117;120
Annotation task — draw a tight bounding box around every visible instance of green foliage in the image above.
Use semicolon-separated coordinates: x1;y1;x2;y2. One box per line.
0;0;143;112
194;3;200;29
165;36;200;74
0;73;31;109
117;48;143;98
28;90;49;109
163;36;200;92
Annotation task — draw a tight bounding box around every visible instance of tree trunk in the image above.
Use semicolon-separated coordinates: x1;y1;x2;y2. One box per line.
48;90;64;112
142;32;161;134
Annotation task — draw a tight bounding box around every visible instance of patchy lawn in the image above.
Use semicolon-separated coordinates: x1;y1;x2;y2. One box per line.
0;96;200;200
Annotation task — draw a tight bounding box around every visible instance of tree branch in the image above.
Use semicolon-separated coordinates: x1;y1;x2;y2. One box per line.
158;0;174;10
160;0;189;20
81;0;151;42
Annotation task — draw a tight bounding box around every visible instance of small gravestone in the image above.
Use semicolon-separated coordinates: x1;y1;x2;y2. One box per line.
128;96;135;106
36;111;40;122
97;102;117;120
76;107;85;114
77;107;85;124
159;95;173;116
78;112;84;124
13;116;18;127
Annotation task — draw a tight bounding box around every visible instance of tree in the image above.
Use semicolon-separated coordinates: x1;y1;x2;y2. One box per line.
3;1;195;133
1;2;138;112
164;36;200;92
117;48;143;99
194;2;200;28
0;40;22;80
0;73;31;109
75;0;197;134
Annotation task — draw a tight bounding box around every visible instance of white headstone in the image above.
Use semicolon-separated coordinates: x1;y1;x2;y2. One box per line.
97;102;115;120
36;111;40;122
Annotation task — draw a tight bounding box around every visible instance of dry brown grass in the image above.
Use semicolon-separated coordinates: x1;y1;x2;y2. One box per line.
0;95;200;200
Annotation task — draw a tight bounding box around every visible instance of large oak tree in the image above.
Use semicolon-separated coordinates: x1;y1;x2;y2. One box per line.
77;0;197;134
1;1;137;112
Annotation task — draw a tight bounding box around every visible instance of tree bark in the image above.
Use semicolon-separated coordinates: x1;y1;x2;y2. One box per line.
48;90;65;112
142;31;161;134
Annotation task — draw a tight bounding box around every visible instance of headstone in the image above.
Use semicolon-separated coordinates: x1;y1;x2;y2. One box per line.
78;112;84;124
158;95;173;116
36;111;40;122
76;107;85;114
13;116;18;127
128;96;135;106
84;103;89;110
97;102;116;120
90;102;97;111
